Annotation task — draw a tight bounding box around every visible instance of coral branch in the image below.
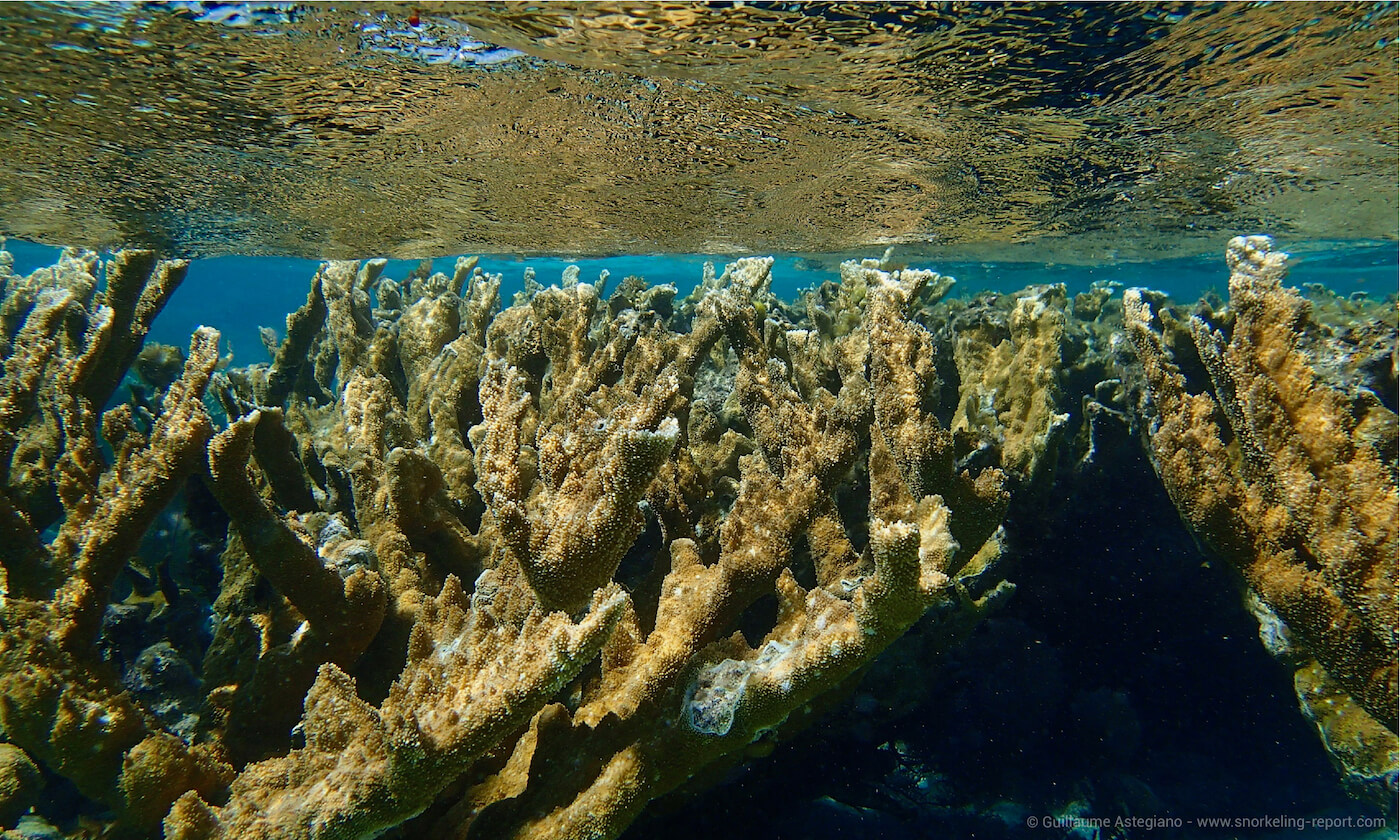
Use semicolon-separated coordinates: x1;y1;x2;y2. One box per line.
53;327;222;649
1123;235;1398;739
206;411;386;643
165;577;625;840
0;249;227;834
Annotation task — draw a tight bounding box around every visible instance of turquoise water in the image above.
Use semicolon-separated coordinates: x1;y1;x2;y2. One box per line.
6;238;1394;367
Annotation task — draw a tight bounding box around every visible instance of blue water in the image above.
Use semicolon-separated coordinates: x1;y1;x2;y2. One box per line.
4;239;1395;366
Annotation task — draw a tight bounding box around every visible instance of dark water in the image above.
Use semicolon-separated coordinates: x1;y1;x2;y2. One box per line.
624;439;1375;840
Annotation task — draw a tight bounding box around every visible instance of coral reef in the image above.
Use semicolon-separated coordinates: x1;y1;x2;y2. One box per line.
1122;236;1398;802
165;254;1026;840
0;248;1039;839
0;249;231;833
0;239;1392;838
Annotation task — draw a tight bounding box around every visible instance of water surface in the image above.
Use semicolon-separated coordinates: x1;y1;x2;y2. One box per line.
0;2;1394;262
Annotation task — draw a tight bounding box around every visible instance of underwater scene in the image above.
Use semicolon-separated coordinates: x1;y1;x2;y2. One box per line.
0;3;1395;840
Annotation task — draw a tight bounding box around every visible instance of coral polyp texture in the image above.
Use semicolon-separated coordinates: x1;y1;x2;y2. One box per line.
0;240;1393;838
1122;236;1398;800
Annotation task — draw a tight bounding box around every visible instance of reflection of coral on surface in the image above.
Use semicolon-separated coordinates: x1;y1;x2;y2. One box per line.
1123;236;1398;800
0;240;1392;838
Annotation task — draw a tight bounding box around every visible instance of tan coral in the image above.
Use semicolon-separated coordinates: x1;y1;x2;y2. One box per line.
1123;235;1398;743
0;247;230;832
950;285;1070;486
165;576;626;840
2;248;1037;840
401;255;1015;840
0;743;41;827
473;269;706;612
200;411;389;765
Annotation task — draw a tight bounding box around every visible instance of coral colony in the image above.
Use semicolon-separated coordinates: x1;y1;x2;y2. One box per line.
0;237;1392;838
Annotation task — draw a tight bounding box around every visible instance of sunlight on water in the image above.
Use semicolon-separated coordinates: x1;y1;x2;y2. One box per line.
0;2;1395;263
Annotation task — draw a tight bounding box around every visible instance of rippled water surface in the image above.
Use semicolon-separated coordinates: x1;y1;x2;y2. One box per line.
0;2;1395;261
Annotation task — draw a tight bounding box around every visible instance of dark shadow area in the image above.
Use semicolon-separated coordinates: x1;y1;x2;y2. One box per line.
624;430;1380;839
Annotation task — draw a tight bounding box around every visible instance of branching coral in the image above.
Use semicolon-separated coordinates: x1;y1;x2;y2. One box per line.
152;251;1024;840
949;285;1070;486
33;245;1052;838
0;250;231;833
3;237;1384;839
1122;235;1398;796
